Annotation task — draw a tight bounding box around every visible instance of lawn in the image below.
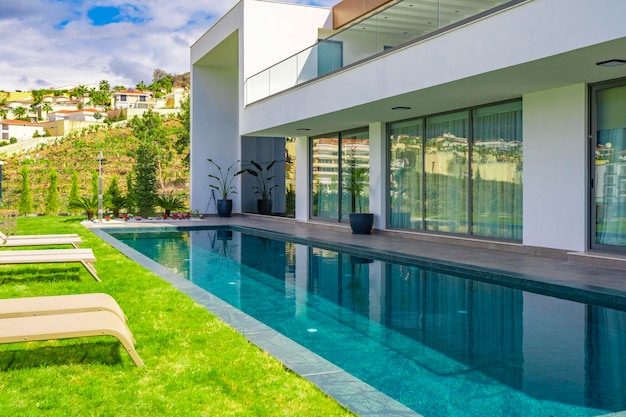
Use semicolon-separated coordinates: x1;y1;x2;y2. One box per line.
0;216;354;417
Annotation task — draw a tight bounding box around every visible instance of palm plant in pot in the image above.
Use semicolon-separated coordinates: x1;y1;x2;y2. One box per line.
344;155;373;234
242;160;278;215
207;158;243;217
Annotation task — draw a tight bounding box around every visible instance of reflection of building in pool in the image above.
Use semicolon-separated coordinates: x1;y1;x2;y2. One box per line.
231;233;626;412
312;137;369;187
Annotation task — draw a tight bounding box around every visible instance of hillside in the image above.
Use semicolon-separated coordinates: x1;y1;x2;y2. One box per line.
0;117;189;215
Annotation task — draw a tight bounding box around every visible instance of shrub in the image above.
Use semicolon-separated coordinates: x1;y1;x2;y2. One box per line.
9;137;17;144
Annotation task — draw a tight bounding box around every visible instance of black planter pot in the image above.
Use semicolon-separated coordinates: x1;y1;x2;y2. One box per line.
257;199;272;215
216;199;233;217
349;213;374;234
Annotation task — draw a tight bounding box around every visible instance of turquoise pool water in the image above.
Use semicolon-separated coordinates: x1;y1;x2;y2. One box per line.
109;227;626;417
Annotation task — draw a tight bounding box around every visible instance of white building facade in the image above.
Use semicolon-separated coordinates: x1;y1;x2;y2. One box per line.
191;0;626;254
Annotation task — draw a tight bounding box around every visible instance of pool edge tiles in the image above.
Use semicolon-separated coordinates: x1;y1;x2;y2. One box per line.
92;228;421;417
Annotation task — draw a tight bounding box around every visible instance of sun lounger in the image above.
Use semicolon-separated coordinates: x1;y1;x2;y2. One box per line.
0;311;144;367
0;231;82;248
0;248;100;281
0;293;126;322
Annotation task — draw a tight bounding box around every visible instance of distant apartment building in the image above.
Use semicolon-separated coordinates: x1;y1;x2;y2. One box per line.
112;89;155;110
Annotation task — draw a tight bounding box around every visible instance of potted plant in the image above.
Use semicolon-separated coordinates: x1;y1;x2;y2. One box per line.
68;196;99;220
242;160;278;215
344;155;373;234
207;158;243;217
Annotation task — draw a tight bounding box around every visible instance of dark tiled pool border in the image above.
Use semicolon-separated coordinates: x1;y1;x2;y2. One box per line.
92;227;421;417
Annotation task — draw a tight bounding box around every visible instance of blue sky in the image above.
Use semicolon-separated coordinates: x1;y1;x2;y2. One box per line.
0;0;337;91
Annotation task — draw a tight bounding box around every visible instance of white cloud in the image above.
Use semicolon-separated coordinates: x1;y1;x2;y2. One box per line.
0;0;338;92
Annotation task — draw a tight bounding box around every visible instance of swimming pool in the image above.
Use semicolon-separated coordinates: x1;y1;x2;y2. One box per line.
106;226;626;417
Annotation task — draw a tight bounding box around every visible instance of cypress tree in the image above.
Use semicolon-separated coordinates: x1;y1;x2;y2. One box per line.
125;172;136;214
68;170;80;214
18;165;33;214
91;169;99;200
133;140;158;217
44;169;59;216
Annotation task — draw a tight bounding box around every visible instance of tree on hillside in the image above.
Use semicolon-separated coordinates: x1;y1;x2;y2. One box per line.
175;94;190;166
71;85;89;100
68;170;80;213
171;72;190;89
91;170;99;200
133;140;158;217
88;89;111;110
44;169;60;215
125;172;136;213
104;175;126;217
99;80;111;91
130;110;168;189
18;165;33;214
130;110;164;216
136;81;148;91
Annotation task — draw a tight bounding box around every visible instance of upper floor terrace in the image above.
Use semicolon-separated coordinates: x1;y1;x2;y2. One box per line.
244;0;526;105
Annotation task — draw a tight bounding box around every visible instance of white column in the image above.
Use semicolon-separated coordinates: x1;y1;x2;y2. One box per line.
369;122;385;230
295;135;310;221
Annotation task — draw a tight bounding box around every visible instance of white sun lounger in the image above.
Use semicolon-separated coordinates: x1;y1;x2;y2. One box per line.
0;293;126;322
0;231;82;248
0;311;144;367
0;248;100;281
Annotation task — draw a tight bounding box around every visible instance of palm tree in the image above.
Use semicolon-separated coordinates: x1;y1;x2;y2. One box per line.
41;102;54;119
0;107;8;120
12;106;27;120
155;192;186;216
68;196;99;220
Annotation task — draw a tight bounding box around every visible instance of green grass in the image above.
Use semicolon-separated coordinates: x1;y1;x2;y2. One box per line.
0;216;354;417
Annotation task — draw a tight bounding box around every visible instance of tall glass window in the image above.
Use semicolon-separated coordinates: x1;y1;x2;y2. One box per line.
388;100;523;241
593;81;626;248
472;101;523;240
389;120;423;229
341;130;370;219
425;111;469;233
312;129;369;221
312;134;339;219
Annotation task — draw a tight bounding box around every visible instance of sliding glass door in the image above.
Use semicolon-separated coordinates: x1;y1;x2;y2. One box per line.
388;100;523;240
425;111;469;233
312;129;369;222
592;80;626;249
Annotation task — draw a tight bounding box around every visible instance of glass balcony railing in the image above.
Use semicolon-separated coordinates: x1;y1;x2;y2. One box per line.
245;0;523;105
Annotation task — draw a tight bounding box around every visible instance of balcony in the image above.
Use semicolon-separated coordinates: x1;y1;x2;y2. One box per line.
244;0;525;105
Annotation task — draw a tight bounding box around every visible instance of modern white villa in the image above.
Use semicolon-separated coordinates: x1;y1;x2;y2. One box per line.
190;0;626;255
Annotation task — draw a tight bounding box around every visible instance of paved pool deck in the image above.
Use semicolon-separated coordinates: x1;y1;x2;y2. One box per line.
88;215;626;417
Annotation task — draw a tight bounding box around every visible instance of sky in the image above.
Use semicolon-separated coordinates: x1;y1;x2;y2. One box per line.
0;0;337;92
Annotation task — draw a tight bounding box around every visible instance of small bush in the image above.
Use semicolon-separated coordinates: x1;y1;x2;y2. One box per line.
0;141;8;147
9;137;17;144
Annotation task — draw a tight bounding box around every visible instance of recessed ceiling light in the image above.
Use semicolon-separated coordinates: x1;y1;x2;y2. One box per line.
392;106;411;111
596;59;626;67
